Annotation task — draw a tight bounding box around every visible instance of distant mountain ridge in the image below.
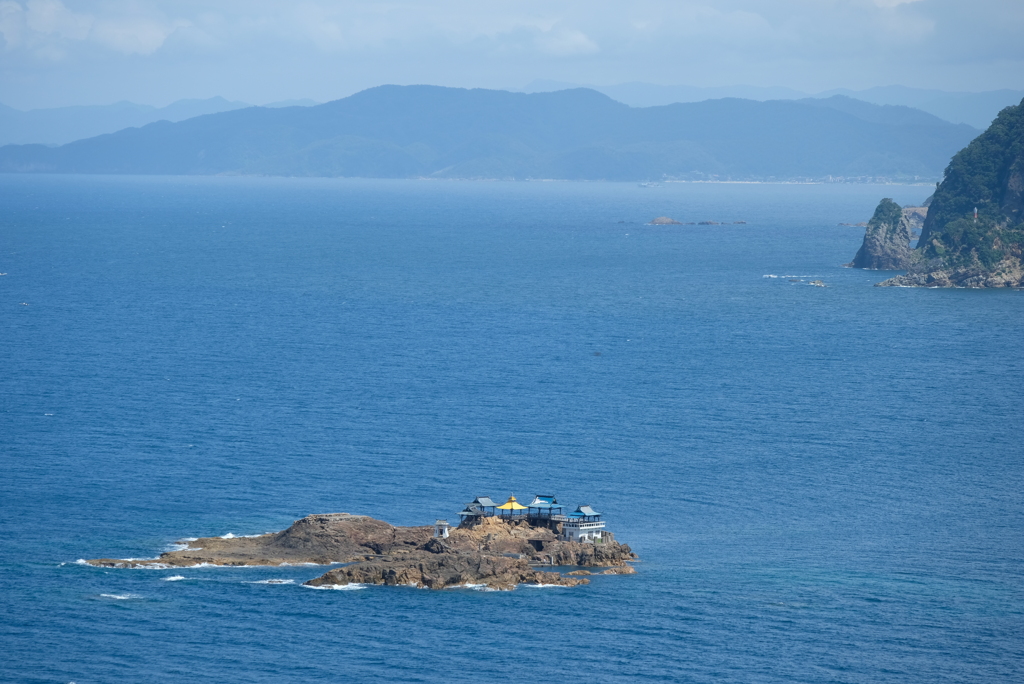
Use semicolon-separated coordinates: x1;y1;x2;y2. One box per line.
0;97;253;146
524;81;1024;130
0;85;980;182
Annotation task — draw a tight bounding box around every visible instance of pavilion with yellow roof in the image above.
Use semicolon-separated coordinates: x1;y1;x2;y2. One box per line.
455;493;606;543
495;494;528;517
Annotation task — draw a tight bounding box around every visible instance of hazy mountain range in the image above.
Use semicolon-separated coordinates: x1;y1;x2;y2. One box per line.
0;97;319;147
1;83;1014;150
525;81;1024;130
0;86;979;182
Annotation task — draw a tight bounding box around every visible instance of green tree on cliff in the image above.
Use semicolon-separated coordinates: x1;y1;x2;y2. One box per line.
919;97;1024;268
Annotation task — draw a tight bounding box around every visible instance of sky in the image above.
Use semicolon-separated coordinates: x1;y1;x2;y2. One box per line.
1;0;1023;109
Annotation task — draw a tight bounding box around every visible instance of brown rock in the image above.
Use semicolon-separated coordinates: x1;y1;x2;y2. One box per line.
649;216;683;225
86;512;637;590
305;551;588;590
85;513;431;568
876;255;1023;288
529;534;637;567
847;199;922;270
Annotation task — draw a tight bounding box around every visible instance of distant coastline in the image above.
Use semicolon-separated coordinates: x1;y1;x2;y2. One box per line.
0;86;975;182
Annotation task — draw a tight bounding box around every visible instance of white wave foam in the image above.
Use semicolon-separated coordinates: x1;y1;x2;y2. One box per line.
99;593;142;600
447;583;499;591
763;274;822;279
182;537;198;542
162;575;187;582
520;583;571;588
303;583;367;591
141;562;257;569
244;579;295;585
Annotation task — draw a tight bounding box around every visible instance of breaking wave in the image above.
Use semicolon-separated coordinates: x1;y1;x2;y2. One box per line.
303;583;367;591
243;579;295;585
98;593;143;600
520;583;571;588
162;575;187;581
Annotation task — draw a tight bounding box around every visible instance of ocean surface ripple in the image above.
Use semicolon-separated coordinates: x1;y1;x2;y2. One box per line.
1;176;1022;683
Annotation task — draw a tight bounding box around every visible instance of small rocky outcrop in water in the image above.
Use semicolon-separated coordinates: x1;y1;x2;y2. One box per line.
86;512;638;590
846;199;925;270
649;216;682;225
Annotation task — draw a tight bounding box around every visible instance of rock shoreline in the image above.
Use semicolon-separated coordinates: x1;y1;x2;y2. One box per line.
86;512;638;590
850;96;1024;288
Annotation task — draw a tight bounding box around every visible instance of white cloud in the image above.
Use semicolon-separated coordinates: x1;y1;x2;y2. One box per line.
0;1;27;50
92;16;187;55
535;28;598;56
0;0;187;56
25;0;91;39
872;0;925;7
1;0;1022;107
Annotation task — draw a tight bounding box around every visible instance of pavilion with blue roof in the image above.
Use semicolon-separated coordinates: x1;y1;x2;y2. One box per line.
456;494;606;543
561;505;605;543
525;495;565;520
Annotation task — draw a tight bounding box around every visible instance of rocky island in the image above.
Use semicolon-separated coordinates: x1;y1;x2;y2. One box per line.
845;199;926;270
86;495;638;590
849;96;1024;287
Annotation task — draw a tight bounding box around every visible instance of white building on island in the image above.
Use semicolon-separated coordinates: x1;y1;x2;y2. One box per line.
433;519;450;538
455;494;609;544
560;505;605;543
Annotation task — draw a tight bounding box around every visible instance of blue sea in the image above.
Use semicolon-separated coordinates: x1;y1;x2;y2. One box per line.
1;175;1022;683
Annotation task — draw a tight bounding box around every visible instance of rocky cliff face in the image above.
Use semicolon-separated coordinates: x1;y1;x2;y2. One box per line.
86;512;638;590
876;97;1024;288
87;513;432;568
875;255;1024;288
847;199;924;270
305;551;589;590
